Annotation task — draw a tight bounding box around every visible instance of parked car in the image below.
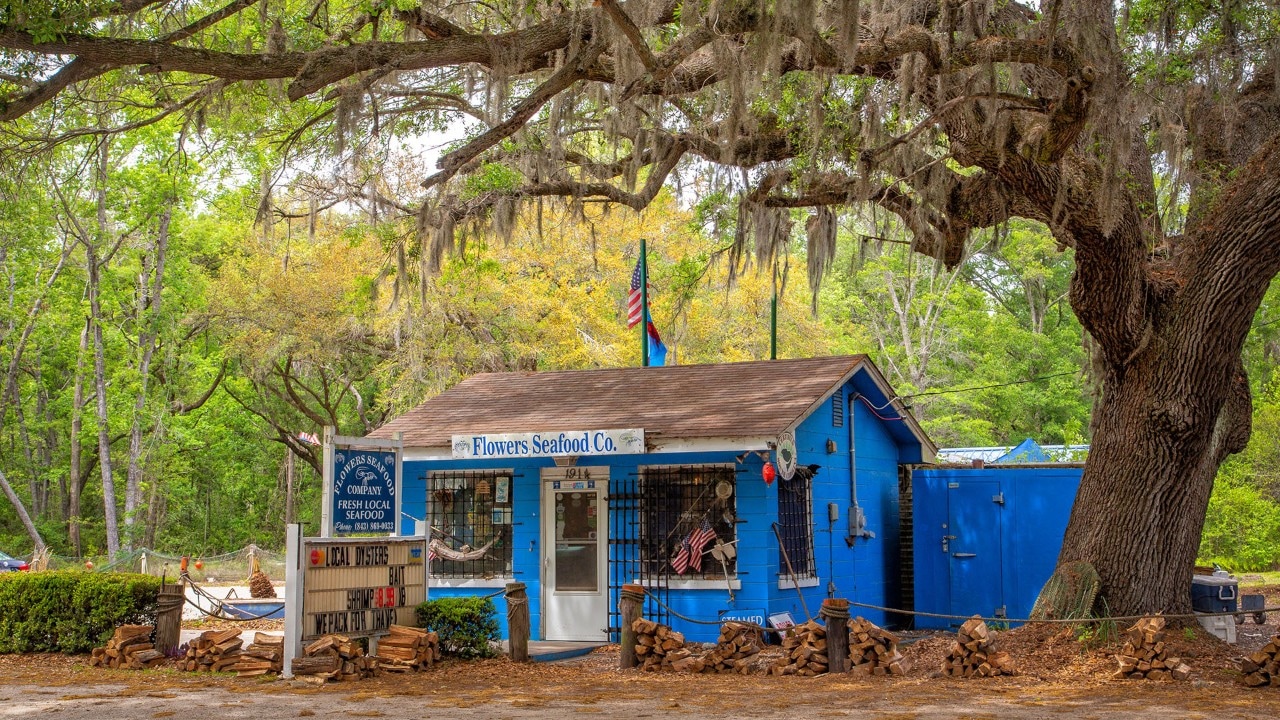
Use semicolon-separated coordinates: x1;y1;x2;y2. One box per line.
0;550;30;572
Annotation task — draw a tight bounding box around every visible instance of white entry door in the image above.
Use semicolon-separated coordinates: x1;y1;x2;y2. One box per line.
542;467;609;641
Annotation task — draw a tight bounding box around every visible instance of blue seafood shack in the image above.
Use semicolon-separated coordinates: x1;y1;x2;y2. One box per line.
367;356;934;642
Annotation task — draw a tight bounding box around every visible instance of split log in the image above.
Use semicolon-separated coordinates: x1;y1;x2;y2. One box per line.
89;625;163;670
290;633;381;682
632;619;686;672
371;625;440;672
178;628;244;672
942;617;1015;677
1112;616;1192;682
231;632;285;677
772;621;829;677
847;617;910;676
698;622;766;674
1240;633;1280;688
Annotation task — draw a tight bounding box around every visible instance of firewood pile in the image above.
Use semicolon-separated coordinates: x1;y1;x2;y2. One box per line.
179;628;247;672
848;617;910;676
229;633;284;677
771;620;830;676
942;617;1015;677
371;625;441;672
290;634;376;683
632;618;688;671
696;621;766;674
89;625;166;669
1112;616;1191;681
1242;632;1280;687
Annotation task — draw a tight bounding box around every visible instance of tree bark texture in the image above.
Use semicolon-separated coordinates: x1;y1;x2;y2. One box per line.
1058;138;1280;614
88;243;121;557
124;206;171;546
68;317;89;555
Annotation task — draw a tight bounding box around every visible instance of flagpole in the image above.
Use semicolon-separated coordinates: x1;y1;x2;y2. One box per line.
770;259;778;360
640;237;649;368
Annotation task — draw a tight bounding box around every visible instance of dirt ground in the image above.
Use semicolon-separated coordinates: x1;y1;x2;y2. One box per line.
2;589;1279;719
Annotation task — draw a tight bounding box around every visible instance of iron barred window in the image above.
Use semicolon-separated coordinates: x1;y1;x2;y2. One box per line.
777;465;816;579
639;465;738;579
426;470;514;579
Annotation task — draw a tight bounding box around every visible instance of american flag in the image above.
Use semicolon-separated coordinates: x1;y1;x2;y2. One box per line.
671;536;694;575
297;431;320;446
686;518;717;573
626;256;645;328
670;518;718;574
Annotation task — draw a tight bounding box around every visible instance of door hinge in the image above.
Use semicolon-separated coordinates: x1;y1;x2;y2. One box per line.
992;492;1005;506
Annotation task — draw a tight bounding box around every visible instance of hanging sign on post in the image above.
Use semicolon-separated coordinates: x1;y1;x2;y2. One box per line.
333;449;397;534
322;428;403;537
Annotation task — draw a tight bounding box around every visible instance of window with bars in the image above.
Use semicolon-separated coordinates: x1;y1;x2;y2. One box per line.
639;465;738;579
777;465;816;579
426;470;514;579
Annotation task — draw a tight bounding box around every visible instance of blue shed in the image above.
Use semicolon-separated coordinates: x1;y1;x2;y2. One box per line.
910;456;1084;629
367;356;934;642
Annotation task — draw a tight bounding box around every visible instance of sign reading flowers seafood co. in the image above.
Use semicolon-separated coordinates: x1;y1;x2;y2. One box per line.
332;449;397;534
451;429;645;459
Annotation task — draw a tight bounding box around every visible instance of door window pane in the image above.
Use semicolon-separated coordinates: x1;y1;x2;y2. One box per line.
555;491;598;590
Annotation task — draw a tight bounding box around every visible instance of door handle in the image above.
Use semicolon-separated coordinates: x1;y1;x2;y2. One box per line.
952;552;977;558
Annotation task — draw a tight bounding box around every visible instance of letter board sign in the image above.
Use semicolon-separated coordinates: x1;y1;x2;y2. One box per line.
299;536;427;641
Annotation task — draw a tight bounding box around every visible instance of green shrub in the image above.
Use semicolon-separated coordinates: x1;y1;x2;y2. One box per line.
415;596;499;658
0;571;162;653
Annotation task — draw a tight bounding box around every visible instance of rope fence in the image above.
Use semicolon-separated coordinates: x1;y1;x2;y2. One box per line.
636;587;1280;633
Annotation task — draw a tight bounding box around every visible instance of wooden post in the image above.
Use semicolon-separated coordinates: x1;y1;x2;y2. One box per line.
154;581;185;656
619;583;645;669
505;582;530;662
821;598;851;673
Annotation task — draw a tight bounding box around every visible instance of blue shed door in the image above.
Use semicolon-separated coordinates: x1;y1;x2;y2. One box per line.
947;479;1004;622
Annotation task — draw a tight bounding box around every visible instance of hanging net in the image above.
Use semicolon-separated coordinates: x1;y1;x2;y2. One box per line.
38;545;286;584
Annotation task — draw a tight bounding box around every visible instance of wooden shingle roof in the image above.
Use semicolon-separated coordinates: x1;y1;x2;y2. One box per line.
369;355;931;454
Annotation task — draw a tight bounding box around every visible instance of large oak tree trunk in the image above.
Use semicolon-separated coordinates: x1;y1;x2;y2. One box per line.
1056;138;1280;617
1058;356;1250;615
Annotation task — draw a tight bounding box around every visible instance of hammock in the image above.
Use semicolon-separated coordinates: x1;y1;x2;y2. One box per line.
429;537;497;562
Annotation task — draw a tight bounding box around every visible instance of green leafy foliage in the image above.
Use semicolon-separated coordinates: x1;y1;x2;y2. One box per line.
415;597;499;659
0;571;160;653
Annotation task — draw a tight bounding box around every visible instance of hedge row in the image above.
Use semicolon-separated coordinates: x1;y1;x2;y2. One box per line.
0;571;161;653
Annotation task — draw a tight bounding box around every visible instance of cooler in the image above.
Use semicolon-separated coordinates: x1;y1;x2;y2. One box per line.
1191;574;1238;613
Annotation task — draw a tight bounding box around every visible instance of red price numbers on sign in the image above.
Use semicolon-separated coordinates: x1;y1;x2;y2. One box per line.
373;586;397;608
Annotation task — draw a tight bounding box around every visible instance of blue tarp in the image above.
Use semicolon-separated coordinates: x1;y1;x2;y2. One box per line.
995;438;1050;463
